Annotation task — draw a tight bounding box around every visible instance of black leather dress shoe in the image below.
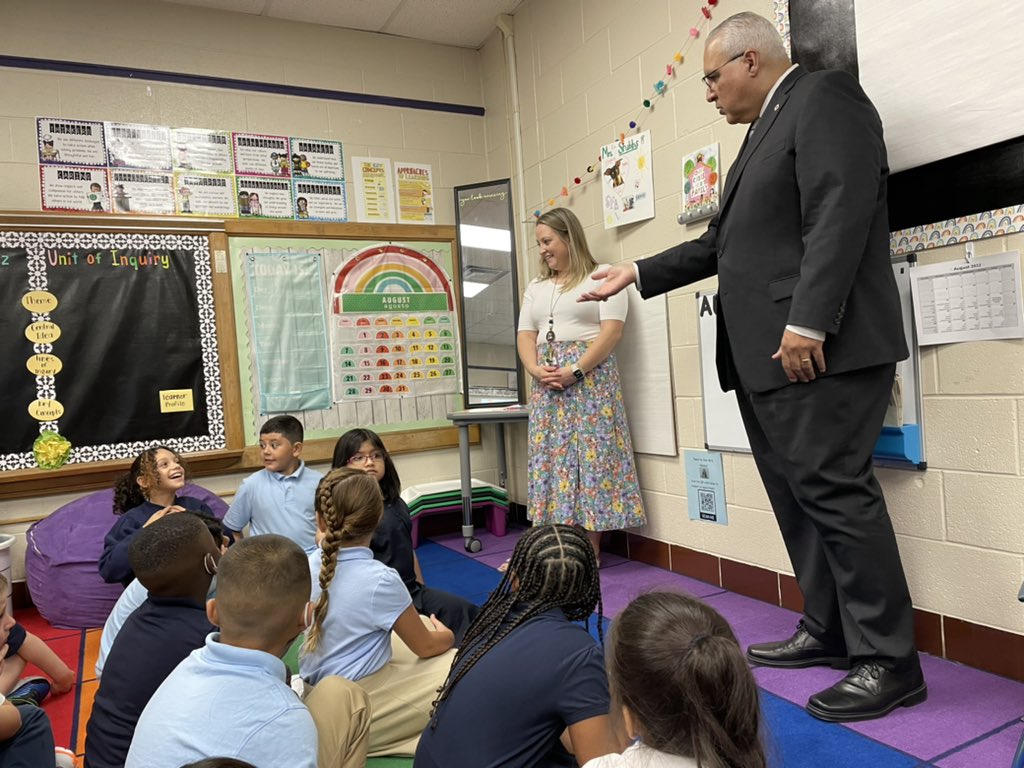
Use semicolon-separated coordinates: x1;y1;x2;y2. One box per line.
747;624;848;669
805;661;927;722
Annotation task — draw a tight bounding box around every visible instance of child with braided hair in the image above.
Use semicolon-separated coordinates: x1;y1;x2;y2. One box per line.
584;592;767;768
415;524;620;768
332;427;479;643
300;467;456;758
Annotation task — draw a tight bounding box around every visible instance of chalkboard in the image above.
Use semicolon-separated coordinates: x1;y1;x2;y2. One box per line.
697;256;925;468
0;221;230;473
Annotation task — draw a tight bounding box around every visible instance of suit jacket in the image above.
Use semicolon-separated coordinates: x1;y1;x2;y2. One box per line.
638;67;908;393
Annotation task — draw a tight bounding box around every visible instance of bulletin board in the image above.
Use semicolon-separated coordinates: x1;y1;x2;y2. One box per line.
697;256;925;468
0;212;245;499
0;213;473;501
224;220;469;460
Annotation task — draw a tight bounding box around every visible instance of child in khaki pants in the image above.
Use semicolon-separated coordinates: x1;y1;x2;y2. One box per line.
300;468;457;757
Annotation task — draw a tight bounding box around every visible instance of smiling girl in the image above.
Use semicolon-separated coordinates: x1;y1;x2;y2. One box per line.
99;446;213;586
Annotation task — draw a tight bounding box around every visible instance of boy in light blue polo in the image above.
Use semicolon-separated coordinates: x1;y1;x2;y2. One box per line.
125;535;370;768
223;415;322;552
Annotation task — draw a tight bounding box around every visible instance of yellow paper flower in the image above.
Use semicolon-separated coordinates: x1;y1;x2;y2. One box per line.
33;430;72;469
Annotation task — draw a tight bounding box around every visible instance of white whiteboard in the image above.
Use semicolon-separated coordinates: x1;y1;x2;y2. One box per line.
617;287;676;456
695;291;750;453
697;259;923;464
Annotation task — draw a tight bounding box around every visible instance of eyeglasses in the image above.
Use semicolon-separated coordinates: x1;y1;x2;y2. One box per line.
702;52;746;89
348;452;384;465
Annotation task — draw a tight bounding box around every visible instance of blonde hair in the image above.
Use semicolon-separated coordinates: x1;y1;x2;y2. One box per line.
535;207;599;290
302;467;383;653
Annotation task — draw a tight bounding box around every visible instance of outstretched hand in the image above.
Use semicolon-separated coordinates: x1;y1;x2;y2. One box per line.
578;265;636;302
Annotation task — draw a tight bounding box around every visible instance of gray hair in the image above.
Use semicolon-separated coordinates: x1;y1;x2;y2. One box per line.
706;12;789;64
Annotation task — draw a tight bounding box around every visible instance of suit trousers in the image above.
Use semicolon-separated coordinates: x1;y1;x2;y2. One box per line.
735;362;917;664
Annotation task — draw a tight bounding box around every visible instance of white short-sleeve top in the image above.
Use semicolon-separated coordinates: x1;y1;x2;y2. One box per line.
517;275;628;342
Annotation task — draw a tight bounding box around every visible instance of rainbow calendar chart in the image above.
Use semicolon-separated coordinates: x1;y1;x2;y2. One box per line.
331;243;460;400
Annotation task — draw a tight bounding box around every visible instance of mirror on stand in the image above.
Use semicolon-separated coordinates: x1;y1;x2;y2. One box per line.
454;179;523;407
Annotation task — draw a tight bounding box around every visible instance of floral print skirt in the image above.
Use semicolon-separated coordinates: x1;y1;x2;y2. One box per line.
527;340;646;531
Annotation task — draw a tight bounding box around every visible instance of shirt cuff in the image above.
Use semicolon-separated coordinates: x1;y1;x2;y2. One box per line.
786;324;826;341
632;261;643;291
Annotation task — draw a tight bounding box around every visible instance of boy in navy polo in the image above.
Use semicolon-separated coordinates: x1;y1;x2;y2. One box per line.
223;415;322;552
85;513;222;768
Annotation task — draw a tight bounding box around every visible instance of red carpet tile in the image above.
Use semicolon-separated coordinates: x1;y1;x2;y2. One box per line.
11;607;93;754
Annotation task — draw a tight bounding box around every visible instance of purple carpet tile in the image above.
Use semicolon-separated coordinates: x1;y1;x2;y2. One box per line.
599;560;724;617
702;591;1024;761
432;527;523;559
702;590;804;651
935;721;1024;767
848;654;1024;760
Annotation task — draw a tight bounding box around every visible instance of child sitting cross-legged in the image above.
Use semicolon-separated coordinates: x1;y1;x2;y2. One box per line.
332;428;479;643
415;524;620;768
85;512;222;768
0;574;75;708
126;534;371;768
300;467;457;758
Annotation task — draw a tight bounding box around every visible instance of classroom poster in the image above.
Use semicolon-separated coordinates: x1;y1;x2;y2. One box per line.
394;162;435;224
235;177;294;219
684;449;728;525
289;137;344;180
232;132;292;178
352;157;396;223
105;122;173;170
108;169;176;215
600;130;655;229
244;250;332;413
36;118;106;166
171;128;234;173
40;166;110;213
680;143;721;224
293;179;348;222
173;172;237;217
329;243;459;400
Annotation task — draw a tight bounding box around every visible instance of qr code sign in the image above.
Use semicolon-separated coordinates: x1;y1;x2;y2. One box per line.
698;489;717;521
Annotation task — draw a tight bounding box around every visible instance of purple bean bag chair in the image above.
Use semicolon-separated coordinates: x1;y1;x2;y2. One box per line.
25;483;227;629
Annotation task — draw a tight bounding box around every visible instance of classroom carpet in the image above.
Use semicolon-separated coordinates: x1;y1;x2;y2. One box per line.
25;525;1024;767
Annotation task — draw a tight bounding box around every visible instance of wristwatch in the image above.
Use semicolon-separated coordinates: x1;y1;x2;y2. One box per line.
571;363;585;381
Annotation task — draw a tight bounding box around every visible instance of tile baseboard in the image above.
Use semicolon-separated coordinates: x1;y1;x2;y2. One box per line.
625;532;1023;684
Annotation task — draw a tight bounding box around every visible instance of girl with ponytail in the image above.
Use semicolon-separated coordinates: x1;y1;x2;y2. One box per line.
585;592;767;768
299;467;456;758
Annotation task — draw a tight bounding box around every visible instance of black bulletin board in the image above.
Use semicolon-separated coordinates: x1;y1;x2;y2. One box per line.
0;214;473;502
0;220;233;475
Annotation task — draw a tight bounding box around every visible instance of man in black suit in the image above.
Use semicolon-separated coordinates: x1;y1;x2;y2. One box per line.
581;12;925;722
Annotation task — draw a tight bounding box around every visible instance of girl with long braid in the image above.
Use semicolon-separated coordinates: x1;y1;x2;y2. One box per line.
415;524;620;768
299;467;456;758
584;592;767;768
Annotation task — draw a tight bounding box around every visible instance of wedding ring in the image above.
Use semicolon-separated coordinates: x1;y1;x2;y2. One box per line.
800;358;811;363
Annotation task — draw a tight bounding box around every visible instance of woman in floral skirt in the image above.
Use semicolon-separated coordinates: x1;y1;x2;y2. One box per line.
516;207;645;561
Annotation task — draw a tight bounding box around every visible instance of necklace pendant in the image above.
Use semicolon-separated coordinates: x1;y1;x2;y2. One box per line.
545;328;555;343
